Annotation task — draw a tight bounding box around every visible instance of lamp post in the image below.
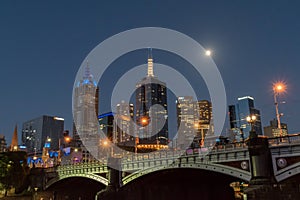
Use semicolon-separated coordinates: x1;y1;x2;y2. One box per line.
102;139;113;157
58;136;71;164
273;82;286;138
239;128;244;143
246;115;257;138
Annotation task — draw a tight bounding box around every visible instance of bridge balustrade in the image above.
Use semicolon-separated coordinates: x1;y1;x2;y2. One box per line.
268;134;300;146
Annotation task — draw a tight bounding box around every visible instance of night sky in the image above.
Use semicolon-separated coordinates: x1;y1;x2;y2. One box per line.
1;1;300;144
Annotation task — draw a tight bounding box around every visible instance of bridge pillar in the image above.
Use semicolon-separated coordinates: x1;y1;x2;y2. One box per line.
244;131;276;199
95;157;122;200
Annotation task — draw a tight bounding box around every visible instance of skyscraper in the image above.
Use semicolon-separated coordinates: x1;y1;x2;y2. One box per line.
98;112;114;141
22;115;64;153
73;63;99;162
176;96;196;149
114;101;134;144
176;97;214;149
135;49;168;145
229;96;262;141
194;100;214;145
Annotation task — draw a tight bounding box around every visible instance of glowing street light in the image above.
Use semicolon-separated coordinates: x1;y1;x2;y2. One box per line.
246;114;257;135
274;82;286;93
64;136;71;143
273;82;286;138
139;116;150;126
103;140;109;146
246;115;256;123
101;139;113;157
141;118;148;125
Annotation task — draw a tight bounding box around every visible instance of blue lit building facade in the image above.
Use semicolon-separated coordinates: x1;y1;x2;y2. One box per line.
229;96;262;141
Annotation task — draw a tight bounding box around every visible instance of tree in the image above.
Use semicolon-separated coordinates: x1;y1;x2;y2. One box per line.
0;152;29;196
0;153;11;196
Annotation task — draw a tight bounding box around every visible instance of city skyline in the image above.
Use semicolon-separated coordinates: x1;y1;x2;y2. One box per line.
1;1;300;144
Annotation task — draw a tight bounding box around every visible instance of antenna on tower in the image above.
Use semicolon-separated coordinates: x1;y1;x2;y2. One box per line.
148;48;153;59
147;48;154;77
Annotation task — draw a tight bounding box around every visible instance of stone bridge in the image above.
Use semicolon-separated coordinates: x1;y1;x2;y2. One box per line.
37;134;300;199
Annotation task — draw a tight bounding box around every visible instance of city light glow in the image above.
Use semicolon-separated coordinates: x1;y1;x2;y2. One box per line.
140;116;149;126
246;115;256;122
64;136;71;142
103;140;109;146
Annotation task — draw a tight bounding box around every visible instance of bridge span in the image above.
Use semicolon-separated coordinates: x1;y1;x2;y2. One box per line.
30;134;300;200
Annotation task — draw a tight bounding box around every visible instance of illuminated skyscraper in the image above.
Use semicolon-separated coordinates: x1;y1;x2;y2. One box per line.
135;49;168;145
73;63;99;162
194;100;214;138
114;101;134;144
176;96;196;149
22;115;64;153
229;96;262;141
176;97;214;149
73;63;99;141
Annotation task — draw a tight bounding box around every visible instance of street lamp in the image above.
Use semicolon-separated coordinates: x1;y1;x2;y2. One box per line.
246;115;257;138
273;82;286;138
102;139;113;157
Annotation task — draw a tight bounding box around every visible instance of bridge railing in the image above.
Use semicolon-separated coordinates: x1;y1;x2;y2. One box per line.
268;133;300;146
54;142;249;170
120;143;248;164
56;160;108;173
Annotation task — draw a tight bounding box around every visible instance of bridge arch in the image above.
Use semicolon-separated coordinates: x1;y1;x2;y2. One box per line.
275;161;300;182
122;162;251;185
46;173;108;189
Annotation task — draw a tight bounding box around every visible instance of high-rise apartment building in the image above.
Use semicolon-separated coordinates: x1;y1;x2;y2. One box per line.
22;115;64;153
135;50;168;145
114;101;134;144
176;97;214;149
176;96;196;149
194;100;214;139
229;96;262;141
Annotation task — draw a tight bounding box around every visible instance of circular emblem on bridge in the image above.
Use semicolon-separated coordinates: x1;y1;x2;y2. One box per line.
240;161;249;170
277;158;287;168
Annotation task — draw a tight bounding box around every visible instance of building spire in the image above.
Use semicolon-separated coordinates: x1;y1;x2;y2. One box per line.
147;48;154;77
84;60;91;79
10;124;18;151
